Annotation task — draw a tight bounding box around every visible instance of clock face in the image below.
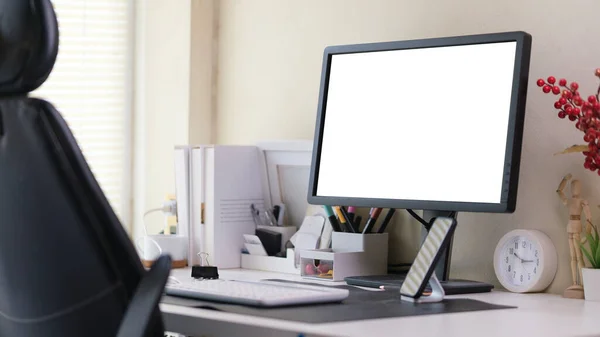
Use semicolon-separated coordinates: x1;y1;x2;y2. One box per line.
498;235;541;288
494;229;557;293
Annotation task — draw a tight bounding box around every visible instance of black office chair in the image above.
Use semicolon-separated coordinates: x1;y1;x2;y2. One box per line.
0;0;171;336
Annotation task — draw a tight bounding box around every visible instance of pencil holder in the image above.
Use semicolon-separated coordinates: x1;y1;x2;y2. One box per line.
300;232;388;281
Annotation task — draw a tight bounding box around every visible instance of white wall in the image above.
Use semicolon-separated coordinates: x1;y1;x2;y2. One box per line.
133;0;191;241
133;0;216;242
215;0;600;293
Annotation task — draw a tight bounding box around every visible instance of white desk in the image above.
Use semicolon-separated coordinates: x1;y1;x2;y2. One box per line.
161;268;600;337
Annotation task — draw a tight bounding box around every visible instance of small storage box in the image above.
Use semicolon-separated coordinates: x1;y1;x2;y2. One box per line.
300;232;388;281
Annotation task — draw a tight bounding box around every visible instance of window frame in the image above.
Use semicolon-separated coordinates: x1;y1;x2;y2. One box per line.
122;0;135;232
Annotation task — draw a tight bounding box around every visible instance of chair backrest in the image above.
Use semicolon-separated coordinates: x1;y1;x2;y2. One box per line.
0;1;158;335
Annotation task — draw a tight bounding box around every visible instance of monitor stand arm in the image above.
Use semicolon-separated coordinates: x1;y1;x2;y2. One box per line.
422;210;456;281
415;210;493;294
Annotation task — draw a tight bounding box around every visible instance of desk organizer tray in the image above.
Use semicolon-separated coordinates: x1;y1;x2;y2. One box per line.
241;248;299;274
162;282;514;324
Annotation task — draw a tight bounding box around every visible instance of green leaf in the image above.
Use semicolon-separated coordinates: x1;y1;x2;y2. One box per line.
581;243;596;267
587;232;598;258
595;239;600;269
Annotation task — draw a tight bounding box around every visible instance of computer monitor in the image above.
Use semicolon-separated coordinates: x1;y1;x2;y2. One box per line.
308;31;531;213
307;31;531;289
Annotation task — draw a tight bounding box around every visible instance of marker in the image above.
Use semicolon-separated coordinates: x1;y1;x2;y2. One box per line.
377;208;396;233
323;205;342;232
340;206;357;233
334;206;356;233
354;215;362;231
347;206;356;223
362;208;382;234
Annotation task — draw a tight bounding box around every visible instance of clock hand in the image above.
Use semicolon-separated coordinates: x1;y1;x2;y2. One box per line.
513;252;526;275
513;252;523;262
514;252;534;263
514;252;535;263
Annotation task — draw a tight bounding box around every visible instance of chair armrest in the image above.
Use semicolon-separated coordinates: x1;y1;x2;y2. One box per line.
116;254;171;337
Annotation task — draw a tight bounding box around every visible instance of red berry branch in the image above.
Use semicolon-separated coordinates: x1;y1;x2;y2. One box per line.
537;69;600;174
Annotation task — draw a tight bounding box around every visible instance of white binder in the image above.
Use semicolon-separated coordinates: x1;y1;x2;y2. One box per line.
188;145;264;268
174;146;191;263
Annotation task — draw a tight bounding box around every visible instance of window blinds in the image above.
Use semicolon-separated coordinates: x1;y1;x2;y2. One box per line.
32;0;132;223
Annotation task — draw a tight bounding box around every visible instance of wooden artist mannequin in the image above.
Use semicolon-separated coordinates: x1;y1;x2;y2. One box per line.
557;174;593;299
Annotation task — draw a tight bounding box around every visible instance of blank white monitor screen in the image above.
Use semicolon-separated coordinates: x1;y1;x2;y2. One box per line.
316;41;518;204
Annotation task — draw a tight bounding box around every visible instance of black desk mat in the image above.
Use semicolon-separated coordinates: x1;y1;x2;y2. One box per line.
162;281;514;323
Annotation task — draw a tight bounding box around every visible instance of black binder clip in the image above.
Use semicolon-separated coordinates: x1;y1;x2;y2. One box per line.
191;253;219;280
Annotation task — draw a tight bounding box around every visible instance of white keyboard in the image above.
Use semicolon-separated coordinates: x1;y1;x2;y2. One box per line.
165;279;349;307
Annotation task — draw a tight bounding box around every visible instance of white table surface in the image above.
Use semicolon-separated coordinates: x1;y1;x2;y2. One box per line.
161;268;600;337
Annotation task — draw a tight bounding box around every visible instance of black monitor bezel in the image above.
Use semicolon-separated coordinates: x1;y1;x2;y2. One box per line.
307;31;531;213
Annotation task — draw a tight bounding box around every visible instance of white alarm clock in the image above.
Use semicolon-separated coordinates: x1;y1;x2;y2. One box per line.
493;229;557;293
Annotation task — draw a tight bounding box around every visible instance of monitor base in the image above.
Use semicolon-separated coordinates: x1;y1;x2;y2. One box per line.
345;273;494;295
401;274;445;303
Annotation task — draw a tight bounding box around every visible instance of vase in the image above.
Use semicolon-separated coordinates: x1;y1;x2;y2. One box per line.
583;268;600;301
